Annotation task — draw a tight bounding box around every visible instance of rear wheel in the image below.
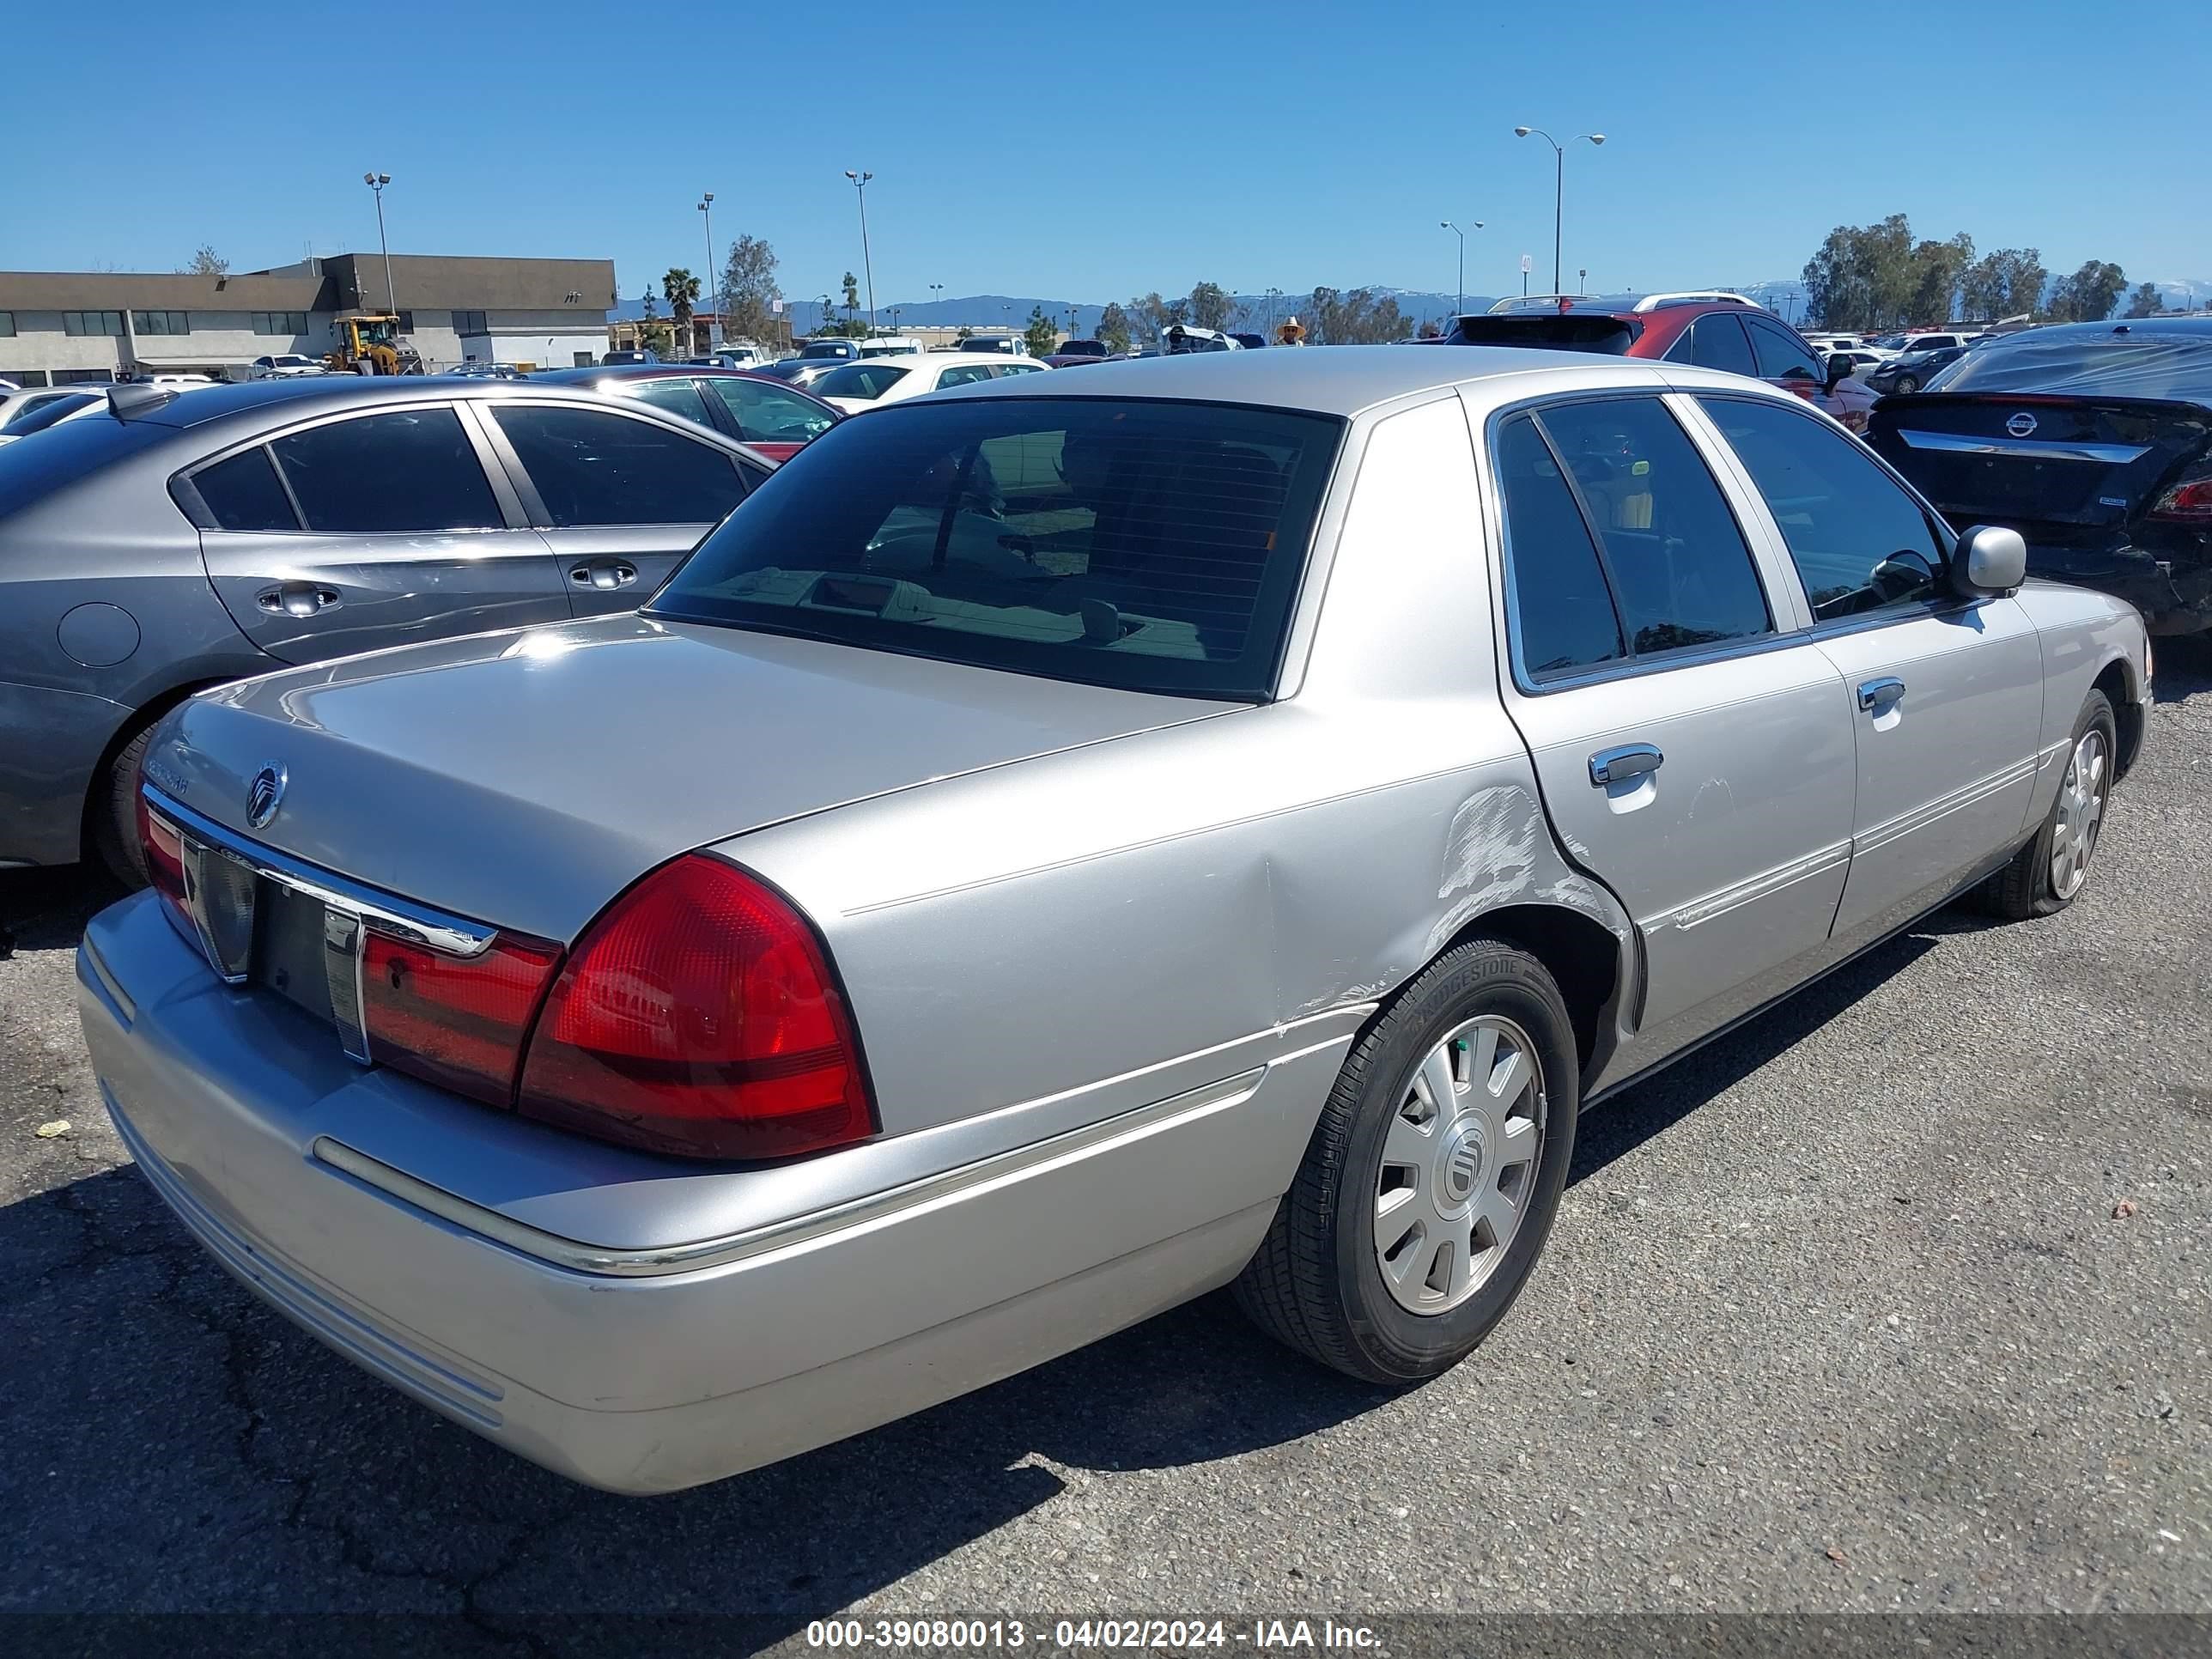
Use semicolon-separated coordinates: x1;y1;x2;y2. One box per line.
1234;939;1578;1383
1976;690;2115;921
1892;374;1920;394
89;717;157;888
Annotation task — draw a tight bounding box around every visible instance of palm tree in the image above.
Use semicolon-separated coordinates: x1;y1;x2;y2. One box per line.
662;267;701;351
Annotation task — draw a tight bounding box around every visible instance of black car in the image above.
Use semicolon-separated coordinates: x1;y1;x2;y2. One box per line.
1868;319;2212;635
1865;344;1967;396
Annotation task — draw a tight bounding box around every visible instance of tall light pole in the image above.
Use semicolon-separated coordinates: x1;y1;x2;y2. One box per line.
698;192;718;349
843;170;875;333
363;172;396;315
1513;126;1604;296
1578;267;1588;296
1439;220;1485;318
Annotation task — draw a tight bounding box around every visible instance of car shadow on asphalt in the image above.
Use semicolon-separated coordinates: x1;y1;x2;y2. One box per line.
2;859;1974;1626
2150;631;2210;705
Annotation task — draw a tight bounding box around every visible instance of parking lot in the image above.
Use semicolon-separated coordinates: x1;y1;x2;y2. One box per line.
1;641;2205;1638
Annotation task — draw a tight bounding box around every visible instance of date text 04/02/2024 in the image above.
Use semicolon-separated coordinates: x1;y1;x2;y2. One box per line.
804;1619;1382;1650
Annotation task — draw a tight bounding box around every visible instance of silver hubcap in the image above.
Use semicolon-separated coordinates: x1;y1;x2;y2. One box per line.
2050;730;2107;901
1374;1015;1546;1316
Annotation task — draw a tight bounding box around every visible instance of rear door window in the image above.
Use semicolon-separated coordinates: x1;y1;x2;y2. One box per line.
937;365;996;388
813;362;911;400
268;408;502;533
1494;415;1626;679
490;404;749;526
1697;394;1948;620
1525;398;1772;658
194;447;298;532
1678;313;1757;375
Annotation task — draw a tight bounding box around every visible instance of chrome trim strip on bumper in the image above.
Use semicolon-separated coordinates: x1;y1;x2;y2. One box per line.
1893;428;2152;465
142;785;497;959
312;1066;1270;1279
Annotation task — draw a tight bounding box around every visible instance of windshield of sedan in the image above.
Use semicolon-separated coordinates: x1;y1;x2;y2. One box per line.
811;362;911;399
649;398;1343;699
1925;335;2212;402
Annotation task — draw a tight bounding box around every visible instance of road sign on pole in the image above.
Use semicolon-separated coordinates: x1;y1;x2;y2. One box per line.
1521;252;1533;296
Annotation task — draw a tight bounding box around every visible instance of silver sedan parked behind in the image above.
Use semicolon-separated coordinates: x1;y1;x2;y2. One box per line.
80;347;2148;1493
0;376;774;880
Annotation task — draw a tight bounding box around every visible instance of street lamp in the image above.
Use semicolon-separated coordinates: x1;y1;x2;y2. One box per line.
843;170;875;333
698;192;718;349
362;172;397;315
1512;126;1605;296
1439;220;1485;319
1579;267;1587;296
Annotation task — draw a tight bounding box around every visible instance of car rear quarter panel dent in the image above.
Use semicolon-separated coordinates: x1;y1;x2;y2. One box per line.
730;395;1634;1161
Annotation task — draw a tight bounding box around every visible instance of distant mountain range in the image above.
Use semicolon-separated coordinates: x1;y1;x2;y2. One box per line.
613;275;2212;334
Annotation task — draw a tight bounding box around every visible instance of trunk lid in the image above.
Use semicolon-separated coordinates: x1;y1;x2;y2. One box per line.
148;612;1237;941
1869;392;2212;560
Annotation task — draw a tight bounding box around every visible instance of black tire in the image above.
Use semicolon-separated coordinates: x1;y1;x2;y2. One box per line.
1893;374;1919;394
1234;938;1579;1383
90;716;157;888
1974;689;2117;921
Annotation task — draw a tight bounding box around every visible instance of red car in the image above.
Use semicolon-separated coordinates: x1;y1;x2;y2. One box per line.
1441;293;1866;427
531;363;840;461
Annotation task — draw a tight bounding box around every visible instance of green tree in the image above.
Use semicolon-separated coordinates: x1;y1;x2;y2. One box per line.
1418;319;1443;339
841;271;861;325
1908;233;1974;325
2124;281;2165;319
1801;213;1918;331
2047;259;2126;323
720;233;783;346
1188;281;1233;331
956;325;974;341
184;244;228;276
1024;305;1059;360
1097;301;1132;354
662;267;700;346
641;287;659;320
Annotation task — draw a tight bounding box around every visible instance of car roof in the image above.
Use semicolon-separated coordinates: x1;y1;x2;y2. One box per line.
105;374;749;434
921;343;1767;419
1975;317;2212;345
534;364;792;385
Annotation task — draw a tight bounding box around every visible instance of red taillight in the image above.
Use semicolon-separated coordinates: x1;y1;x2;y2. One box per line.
515;854;873;1161
137;793;192;936
2148;475;2212;522
362;931;562;1107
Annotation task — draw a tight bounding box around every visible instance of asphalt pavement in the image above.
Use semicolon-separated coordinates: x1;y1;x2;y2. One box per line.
1;641;2206;1645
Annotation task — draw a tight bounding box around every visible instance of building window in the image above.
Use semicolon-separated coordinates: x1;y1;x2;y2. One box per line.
573;351;594;367
131;309;191;336
63;310;126;337
251;311;308;335
453;310;489;336
0;311;15;337
396;311;415;331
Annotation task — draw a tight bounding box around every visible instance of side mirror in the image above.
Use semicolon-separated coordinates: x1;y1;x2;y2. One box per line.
1824;355;1854;391
1952;524;2027;598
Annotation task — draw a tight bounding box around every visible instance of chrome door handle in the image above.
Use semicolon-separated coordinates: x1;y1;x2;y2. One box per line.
1857;677;1906;711
569;560;638;590
1589;743;1663;787
256;582;339;618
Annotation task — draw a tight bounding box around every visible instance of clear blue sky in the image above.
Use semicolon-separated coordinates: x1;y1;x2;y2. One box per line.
3;0;2204;308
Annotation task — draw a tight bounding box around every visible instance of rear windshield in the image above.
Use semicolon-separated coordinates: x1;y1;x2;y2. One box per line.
1448;315;1639;354
813;362;911;399
0;412;166;518
1926;335;2212;402
3;392;100;435
649;397;1343;699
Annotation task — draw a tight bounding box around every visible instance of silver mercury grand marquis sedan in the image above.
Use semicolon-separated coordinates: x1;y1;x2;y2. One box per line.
78;345;2148;1493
